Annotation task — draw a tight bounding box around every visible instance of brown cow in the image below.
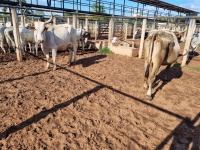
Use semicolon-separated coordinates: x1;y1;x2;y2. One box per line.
143;30;181;100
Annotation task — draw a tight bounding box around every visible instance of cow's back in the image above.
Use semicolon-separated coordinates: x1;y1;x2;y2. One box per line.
145;30;180;66
49;24;76;50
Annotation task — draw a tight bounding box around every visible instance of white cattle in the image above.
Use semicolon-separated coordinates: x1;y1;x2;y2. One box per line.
0;25;7;53
4;27;15;53
34;14;77;70
19;27;38;55
4;25;38;54
190;32;200;52
76;28;85;52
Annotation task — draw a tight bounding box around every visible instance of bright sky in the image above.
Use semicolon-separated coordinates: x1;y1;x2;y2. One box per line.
162;0;200;12
1;0;200;16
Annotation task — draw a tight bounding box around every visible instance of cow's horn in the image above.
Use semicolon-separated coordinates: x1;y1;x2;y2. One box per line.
44;12;53;24
23;8;27;16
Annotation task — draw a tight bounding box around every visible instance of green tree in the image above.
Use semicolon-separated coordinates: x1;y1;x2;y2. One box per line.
91;1;106;13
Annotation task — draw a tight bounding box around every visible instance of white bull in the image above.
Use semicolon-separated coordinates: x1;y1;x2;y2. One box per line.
0;26;7;53
76;28;85;52
190;32;200;52
34;14;77;70
4;26;38;55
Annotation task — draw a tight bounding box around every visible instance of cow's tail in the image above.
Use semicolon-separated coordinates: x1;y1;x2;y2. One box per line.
145;33;157;78
5;31;15;48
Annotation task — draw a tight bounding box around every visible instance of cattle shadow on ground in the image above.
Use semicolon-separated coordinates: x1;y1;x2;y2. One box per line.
186;51;199;65
156;112;200;150
152;63;183;98
75;55;107;67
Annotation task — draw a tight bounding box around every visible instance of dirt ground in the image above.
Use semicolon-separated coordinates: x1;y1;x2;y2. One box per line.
0;42;200;150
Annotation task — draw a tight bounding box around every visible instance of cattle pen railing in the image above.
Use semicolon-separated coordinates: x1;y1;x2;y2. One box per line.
1;5;200;66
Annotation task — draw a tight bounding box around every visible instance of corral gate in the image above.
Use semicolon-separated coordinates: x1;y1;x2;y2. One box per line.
113;22;124;39
98;22;109;37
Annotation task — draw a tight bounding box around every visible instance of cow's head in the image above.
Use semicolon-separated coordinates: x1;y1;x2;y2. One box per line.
34;13;53;43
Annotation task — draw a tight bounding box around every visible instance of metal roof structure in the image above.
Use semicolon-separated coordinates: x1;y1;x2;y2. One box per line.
0;0;199;17
129;0;199;15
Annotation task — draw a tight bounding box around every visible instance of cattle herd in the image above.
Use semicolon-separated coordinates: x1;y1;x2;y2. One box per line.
0;14;200;100
0;13;86;70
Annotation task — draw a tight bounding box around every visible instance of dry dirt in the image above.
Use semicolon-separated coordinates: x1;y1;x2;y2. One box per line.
0;43;200;150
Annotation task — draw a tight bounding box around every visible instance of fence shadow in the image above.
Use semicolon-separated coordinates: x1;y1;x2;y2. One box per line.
0;85;104;140
156;112;200;150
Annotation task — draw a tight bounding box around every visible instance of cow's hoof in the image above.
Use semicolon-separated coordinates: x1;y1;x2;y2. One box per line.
146;95;152;101
143;83;148;90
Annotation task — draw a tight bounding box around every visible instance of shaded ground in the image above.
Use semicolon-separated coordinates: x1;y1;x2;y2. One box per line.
0;44;199;149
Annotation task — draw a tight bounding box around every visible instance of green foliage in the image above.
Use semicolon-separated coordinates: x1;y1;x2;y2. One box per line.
97;47;114;54
185;65;200;72
91;1;106;13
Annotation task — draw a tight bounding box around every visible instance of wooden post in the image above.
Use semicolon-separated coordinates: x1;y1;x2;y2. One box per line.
138;19;147;58
67;17;70;24
53;16;56;25
73;14;77;28
77;18;79;28
182;25;188;42
151;21;155;30
181;19;196;66
21;10;25;27
132;19;137;48
94;21;98;41
3;17;6;25
108;17;114;45
11;8;22;61
124;22;128;40
85;17;89;42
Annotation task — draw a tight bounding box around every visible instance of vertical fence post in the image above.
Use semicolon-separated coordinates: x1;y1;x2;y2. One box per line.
94;21;98;41
181;19;196;66
124;22;128;40
85;16;89;42
132;19;137;48
11;8;23;61
138;18;147;58
108;17;114;45
73;14;77;28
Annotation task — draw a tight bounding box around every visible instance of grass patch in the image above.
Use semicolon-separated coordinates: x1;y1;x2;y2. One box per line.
185;65;200;72
97;47;114;55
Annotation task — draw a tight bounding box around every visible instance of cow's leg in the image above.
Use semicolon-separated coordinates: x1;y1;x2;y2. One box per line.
7;40;11;53
146;64;160;100
35;43;38;56
52;48;57;71
67;49;72;66
28;42;32;53
164;65;171;81
45;54;50;70
0;42;6;53
72;43;77;65
81;38;85;53
24;43;27;51
144;61;150;90
21;41;25;55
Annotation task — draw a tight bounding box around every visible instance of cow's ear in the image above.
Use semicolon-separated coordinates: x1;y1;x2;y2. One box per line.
45;26;51;31
29;26;35;30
